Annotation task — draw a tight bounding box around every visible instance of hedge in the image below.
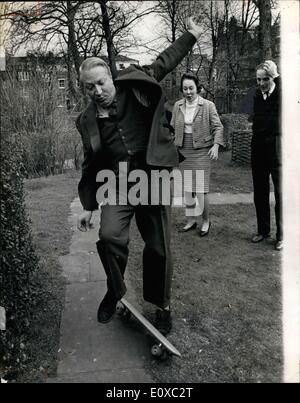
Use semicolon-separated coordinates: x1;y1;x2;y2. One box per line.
0;133;40;377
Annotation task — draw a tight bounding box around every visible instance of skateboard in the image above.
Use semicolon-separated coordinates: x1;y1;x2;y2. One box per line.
116;298;181;359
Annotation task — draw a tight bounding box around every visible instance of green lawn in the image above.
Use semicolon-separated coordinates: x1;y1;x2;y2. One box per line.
128;205;282;383
22;171;80;382
125;147;281;383
210;150;253;194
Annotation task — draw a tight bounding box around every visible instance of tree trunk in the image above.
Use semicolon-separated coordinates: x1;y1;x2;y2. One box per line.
66;51;76;108
66;1;80;106
99;0;117;79
170;0;177;99
67;2;81;76
207;38;217;101
257;0;272;60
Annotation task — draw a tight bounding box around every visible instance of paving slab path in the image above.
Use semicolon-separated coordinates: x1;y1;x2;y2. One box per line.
173;192;274;207
48;198;154;384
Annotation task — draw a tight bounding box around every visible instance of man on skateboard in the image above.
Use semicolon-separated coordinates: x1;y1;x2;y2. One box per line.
76;16;202;335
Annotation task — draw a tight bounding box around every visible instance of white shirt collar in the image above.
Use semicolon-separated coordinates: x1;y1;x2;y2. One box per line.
262;81;276;97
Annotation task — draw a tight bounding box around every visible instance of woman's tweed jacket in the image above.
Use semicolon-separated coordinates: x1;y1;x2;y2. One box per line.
171;96;224;149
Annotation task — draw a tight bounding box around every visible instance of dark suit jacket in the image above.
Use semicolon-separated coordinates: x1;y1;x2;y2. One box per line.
252;76;281;139
76;32;196;211
239;76;281;122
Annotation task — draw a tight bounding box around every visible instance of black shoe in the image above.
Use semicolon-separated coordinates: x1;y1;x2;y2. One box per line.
199;221;211;237
154;309;172;336
251;234;271;243
97;292;118;324
275;240;283;251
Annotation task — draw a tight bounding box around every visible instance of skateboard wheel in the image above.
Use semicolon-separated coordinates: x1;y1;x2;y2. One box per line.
151;344;169;360
116;302;125;317
151;344;163;357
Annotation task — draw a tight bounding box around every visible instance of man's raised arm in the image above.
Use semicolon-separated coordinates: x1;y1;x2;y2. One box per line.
146;16;202;82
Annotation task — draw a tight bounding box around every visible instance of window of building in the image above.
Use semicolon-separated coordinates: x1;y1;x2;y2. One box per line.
18;71;30;81
58;78;65;89
119;63;125;70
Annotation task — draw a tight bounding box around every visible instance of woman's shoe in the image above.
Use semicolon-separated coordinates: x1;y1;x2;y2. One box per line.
199;221;211;237
180;221;197;232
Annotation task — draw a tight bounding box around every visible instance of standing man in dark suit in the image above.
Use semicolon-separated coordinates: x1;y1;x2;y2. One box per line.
76;17;202;335
251;60;283;251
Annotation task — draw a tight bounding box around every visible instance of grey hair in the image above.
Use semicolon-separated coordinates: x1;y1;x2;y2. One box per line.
256;63;271;76
79;57;111;81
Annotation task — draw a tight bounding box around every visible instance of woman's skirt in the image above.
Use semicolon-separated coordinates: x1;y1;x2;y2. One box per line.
179;133;211;193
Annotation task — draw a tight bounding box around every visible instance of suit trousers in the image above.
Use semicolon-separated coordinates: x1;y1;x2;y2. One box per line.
96;203;173;309
251;136;282;241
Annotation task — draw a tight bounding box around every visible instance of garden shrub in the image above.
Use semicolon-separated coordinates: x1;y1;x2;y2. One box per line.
0;133;40;378
1;71;81;178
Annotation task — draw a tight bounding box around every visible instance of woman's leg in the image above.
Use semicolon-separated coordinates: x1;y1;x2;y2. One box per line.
203;193;210;220
184;191;198;227
197;193;210;231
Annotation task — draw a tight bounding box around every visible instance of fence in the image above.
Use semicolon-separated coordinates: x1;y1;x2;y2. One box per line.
231;130;253;165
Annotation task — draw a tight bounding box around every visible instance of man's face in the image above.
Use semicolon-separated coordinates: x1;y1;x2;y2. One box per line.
82;65;116;107
256;69;274;92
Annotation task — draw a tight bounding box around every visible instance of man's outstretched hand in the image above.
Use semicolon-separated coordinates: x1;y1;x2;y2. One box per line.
187;16;202;40
78;210;93;232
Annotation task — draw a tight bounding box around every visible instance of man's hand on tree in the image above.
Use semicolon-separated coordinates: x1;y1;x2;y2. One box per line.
187;16;202;40
78;210;93;232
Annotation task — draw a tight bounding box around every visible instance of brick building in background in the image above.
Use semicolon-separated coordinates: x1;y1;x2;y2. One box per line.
5;53;139;109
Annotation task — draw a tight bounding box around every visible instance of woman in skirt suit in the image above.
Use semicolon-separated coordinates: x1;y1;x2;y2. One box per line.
171;73;224;236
